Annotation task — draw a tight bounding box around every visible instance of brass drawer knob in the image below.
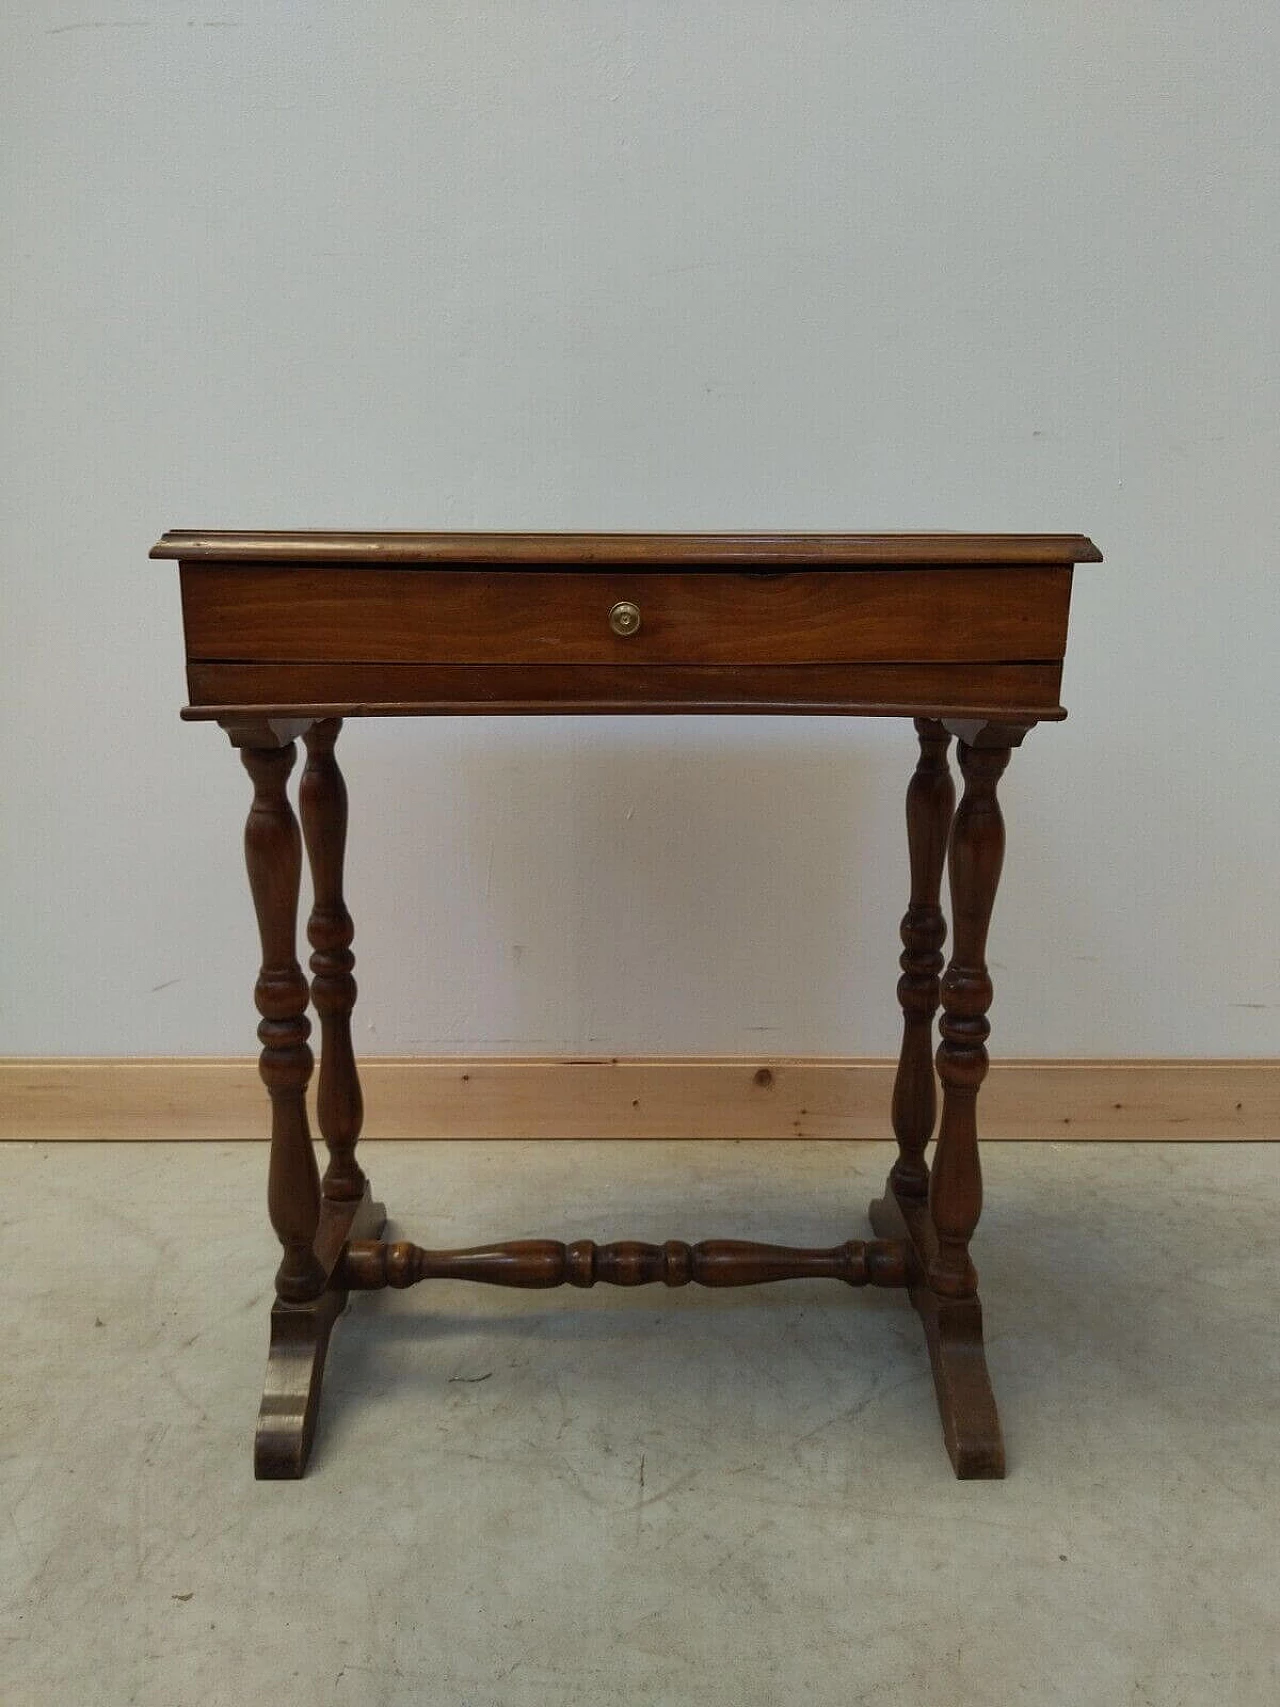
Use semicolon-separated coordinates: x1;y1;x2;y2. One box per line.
608;599;641;637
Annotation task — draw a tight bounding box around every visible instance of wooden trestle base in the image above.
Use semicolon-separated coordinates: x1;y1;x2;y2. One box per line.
254;1185;386;1480
869;1183;1006;1479
255;1173;1003;1480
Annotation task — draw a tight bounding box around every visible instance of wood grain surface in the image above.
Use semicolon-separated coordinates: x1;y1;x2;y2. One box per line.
182;660;1067;718
180;566;1074;666
154;530;1103;566
5;1057;1274;1141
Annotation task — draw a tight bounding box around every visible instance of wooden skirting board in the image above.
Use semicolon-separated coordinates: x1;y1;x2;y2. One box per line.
1;1057;1275;1142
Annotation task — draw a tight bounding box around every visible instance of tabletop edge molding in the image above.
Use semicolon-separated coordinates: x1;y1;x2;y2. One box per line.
150;530;1104;566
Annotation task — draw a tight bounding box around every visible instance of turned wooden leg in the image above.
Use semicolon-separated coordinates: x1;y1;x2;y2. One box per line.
928;737;1011;1300
299;718;367;1202
889;718;954;1199
871;719;1030;1478
240;740;324;1304
232;723;389;1477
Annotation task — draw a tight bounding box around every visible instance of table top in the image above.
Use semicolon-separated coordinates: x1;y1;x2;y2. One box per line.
153;530;1102;568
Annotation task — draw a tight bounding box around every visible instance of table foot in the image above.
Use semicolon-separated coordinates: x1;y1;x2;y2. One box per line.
869;1183;1005;1479
254;1183;386;1479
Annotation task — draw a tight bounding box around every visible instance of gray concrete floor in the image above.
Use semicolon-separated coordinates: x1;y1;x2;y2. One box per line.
1;1139;1277;1707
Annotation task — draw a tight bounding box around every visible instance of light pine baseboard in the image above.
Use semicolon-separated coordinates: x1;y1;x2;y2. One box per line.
1;1056;1276;1142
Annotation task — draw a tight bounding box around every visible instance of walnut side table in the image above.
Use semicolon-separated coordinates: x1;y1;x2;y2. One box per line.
153;529;1101;1479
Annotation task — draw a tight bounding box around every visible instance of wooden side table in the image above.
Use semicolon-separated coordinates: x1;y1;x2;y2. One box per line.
153;529;1101;1479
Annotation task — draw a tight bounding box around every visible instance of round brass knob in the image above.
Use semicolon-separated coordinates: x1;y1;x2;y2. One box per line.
608;599;642;637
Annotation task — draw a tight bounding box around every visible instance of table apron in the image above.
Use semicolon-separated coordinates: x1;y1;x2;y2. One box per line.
179;565;1073;667
183;660;1066;719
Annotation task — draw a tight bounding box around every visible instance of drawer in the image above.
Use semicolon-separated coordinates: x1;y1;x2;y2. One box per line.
180;565;1073;667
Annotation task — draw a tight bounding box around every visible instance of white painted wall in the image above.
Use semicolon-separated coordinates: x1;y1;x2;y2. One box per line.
3;3;1277;1059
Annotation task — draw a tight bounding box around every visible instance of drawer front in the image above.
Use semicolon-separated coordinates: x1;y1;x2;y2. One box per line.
180;565;1072;666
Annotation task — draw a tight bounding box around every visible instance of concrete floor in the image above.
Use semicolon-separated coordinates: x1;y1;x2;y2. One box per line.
1;1139;1277;1707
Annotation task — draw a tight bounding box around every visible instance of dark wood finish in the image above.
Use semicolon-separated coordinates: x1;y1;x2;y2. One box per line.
155;529;1103;566
889;720;955;1199
240;742;324;1304
256;1184;386;1479
220;716;316;750
940;717;1037;751
183;661;1067;721
927;735;1018;1299
180;565;1073;666
161;529;1099;1480
340;1235;909;1291
299;719;366;1202
868;1184;1003;1478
